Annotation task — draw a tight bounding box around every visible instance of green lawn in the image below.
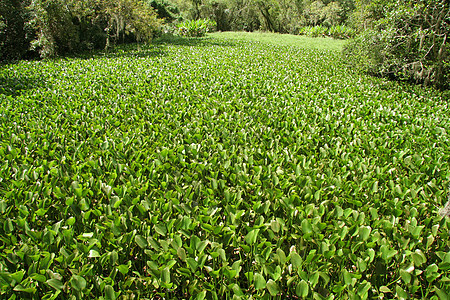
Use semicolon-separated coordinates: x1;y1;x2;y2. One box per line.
210;31;347;51
0;33;449;299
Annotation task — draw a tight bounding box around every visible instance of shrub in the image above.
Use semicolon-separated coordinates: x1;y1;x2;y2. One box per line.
342;29;385;74
344;0;449;89
298;25;328;38
328;25;356;39
176;19;216;37
27;0;79;58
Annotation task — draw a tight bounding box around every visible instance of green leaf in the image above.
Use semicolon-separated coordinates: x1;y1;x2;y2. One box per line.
411;249;426;266
290;252;303;268
66;217;76;226
177;247;187;262
399;269;411;284
10;270;24;284
372;181;379;193
425;264;440;282
47;279;64;291
435;287;449;300
31;274;46;283
105;285;116;300
196;290;207;300
13;284;36;293
296;280;309;297
232;283;244;296
197;241;208;253
343;269;352;286
267;279;280;296
88;250;100;258
81;232;94;238
135;235;148;248
395;285;408;300
357;281;371;297
359;226;371;241
117;264;129;275
301;219;313;235
161;267;170;284
70;275;86;291
154;223;167;236
245;229;260;245
380;245;397;261
186;258;198;272
254;273;266;290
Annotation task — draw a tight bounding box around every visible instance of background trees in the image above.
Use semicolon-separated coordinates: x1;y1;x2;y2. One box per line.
344;0;449;89
0;0;30;60
169;0;354;33
0;0;161;59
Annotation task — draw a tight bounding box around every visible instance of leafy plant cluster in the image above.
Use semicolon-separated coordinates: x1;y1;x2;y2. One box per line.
298;25;356;39
176;19;217;37
0;36;449;299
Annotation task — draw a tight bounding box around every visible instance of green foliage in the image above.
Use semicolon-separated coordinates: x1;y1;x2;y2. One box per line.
0;33;449;299
0;0;31;60
176;18;216;37
210;31;347;50
327;24;356;39
299;25;356;38
299;25;328;37
27;0;80;58
148;0;181;22
168;0;355;34
345;0;450;89
1;0;161;59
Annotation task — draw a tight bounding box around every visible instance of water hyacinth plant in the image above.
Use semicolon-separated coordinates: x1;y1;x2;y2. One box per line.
0;33;449;299
298;25;356;39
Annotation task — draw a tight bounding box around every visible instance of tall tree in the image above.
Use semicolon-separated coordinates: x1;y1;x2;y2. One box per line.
0;0;29;60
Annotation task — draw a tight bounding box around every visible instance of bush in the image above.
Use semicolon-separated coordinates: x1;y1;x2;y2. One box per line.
342;29;385;74
176;19;216;37
344;0;449;89
27;0;80;58
298;25;328;38
328;25;356;39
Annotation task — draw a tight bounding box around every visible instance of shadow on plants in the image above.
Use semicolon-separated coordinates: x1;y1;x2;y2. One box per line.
63;43;167;61
102;47;166;59
153;34;236;47
0;72;44;97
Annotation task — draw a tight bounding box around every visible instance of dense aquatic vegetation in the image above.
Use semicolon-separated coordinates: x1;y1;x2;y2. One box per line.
0;36;449;299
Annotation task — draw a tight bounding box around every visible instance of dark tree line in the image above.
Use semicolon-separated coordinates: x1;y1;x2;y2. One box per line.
0;0;161;60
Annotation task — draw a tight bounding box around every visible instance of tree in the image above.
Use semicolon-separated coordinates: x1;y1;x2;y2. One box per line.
344;0;449;89
101;0;161;49
0;0;30;60
22;0;161;58
27;0;79;58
